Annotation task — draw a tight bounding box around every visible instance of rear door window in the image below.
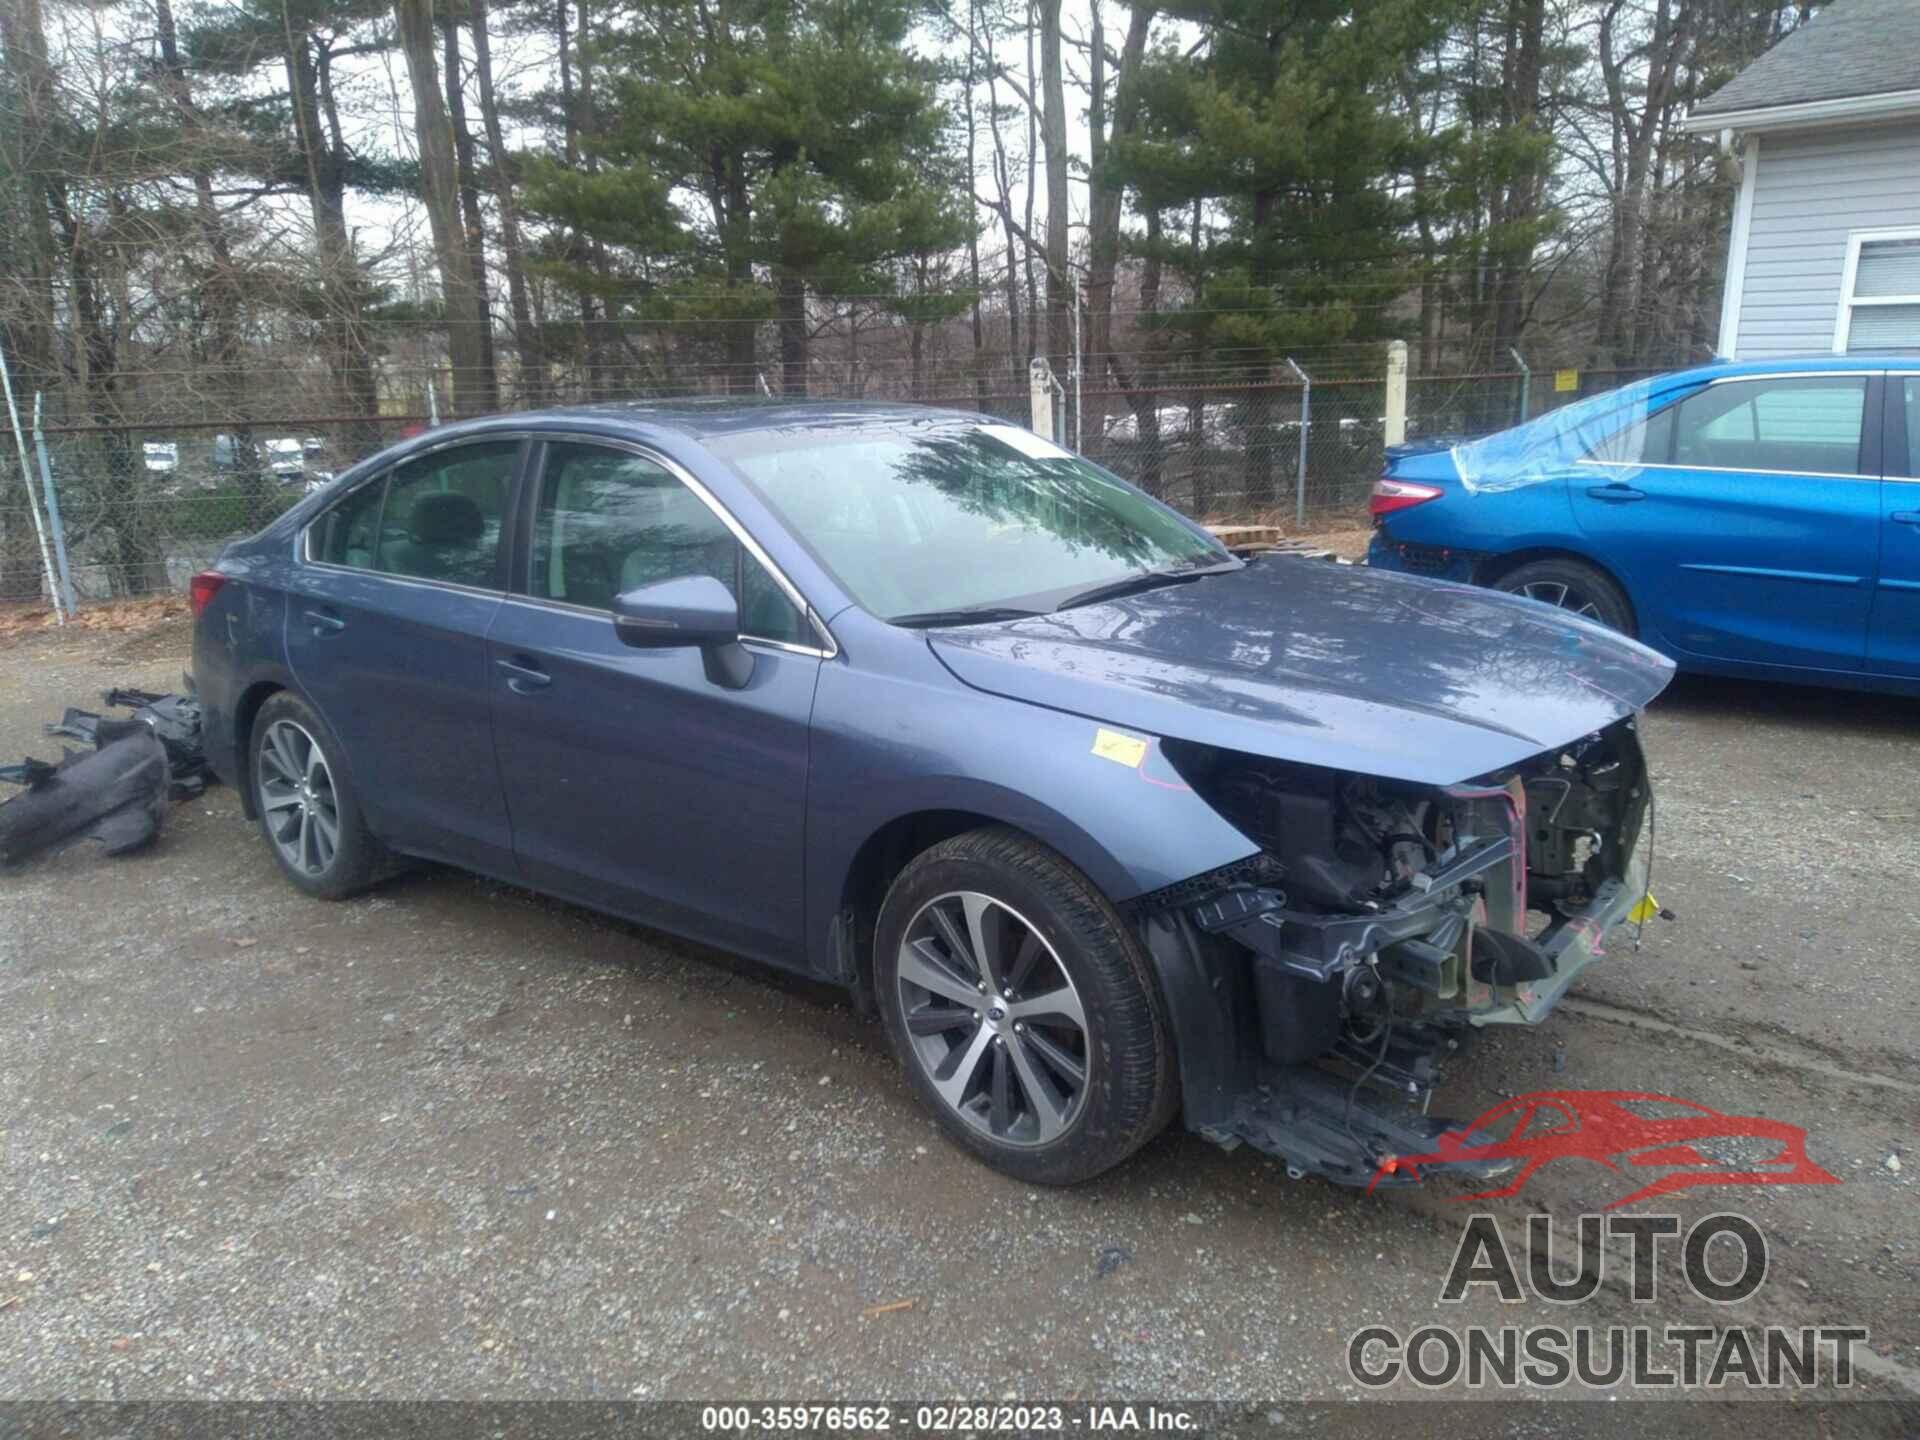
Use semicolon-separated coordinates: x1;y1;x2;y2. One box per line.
309;440;518;588
1669;377;1867;476
1904;378;1920;476
375;443;518;586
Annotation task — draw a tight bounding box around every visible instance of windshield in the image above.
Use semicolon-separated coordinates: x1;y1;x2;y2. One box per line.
720;422;1226;621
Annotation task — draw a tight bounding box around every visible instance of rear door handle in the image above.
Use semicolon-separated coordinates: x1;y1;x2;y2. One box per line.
1585;484;1646;502
496;655;552;694
1892;511;1920;527
303;608;345;636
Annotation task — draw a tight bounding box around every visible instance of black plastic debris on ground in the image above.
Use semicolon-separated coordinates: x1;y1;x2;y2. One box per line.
45;686;210;798
0;680;209;868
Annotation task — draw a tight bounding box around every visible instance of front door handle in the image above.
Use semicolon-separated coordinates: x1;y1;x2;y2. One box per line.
1585;484;1646;502
1892;511;1920;527
496;655;552;694
303;608;345;636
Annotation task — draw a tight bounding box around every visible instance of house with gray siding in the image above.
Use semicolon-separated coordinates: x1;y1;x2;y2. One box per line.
1682;0;1920;359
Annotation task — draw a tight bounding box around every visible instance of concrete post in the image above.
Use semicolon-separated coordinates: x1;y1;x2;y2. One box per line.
1384;340;1409;448
1029;357;1056;444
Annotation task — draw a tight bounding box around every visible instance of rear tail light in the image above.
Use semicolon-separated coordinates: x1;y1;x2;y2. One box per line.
1368;477;1444;519
188;571;226;618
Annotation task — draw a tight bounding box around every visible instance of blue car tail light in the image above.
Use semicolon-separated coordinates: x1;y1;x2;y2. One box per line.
1368;477;1444;519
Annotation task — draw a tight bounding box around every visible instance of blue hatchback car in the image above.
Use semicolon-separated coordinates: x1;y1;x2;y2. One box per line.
192;404;1672;1189
1367;356;1920;694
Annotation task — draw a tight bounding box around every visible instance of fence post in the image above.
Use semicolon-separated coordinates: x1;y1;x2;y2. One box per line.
1509;347;1532;424
1029;357;1056;443
31;394;77;616
1384;341;1408;448
1284;357;1310;528
0;346;65;622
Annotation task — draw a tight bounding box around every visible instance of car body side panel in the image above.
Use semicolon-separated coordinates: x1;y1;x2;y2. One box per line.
192;550;293;788
282;562;513;874
1870;378;1920;676
1568;456;1881;670
1370;452;1583;562
801;617;1260;976
485;598;821;968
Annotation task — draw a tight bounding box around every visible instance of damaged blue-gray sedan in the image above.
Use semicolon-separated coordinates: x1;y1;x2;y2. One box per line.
189;403;1672;1189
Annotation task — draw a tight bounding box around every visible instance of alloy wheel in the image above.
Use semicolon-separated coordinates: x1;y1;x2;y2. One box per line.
257;719;340;877
895;891;1089;1146
1516;579;1603;620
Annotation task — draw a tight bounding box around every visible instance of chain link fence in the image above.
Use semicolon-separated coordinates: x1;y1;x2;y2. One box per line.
0;362;1667;608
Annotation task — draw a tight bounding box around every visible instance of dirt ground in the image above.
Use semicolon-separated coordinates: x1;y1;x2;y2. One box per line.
0;608;1914;1430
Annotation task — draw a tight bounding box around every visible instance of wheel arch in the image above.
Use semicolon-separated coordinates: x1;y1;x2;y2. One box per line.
1473;546;1640;631
231;677;289;819
822;795;1138;1003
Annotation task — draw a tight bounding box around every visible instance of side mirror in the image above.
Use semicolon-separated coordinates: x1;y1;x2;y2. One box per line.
611;575;754;688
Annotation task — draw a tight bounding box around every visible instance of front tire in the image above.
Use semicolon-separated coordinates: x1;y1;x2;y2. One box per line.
251;691;386;899
1492;557;1635;635
874;826;1177;1184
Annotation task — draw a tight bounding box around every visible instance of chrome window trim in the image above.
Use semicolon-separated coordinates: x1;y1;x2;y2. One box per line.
1578;372;1882;479
1579;458;1876;482
295;431;534;590
526;431;840;659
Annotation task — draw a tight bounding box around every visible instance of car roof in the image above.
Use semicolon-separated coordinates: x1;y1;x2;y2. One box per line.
429;398;990;446
1660;354;1920;386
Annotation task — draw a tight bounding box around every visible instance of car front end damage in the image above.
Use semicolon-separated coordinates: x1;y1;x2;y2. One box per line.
1133;715;1653;1189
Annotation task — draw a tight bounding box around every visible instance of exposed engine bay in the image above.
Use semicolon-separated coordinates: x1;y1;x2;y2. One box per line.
1134;716;1652;1187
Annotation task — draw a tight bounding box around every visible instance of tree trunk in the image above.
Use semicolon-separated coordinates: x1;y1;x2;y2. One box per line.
442;11;499;403
153;0;271;524
1086;3;1154;402
1038;0;1071;391
776;269;807;397
470;0;541;405
555;0;601;399
1489;0;1545;356
964;0;986;405
1023;0;1040;371
395;0;497;417
981;20;1023;388
284;34;378;442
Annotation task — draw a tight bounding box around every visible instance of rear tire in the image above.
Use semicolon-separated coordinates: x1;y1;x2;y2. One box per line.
874;826;1177;1185
1492;557;1635;636
251;691;387;899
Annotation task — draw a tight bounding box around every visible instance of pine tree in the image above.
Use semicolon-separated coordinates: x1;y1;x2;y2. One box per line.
520;0;970;396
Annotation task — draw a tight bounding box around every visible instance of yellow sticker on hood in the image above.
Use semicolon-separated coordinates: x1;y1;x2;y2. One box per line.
1091;728;1148;768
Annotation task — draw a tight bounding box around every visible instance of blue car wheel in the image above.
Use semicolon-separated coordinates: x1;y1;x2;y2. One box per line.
1491;557;1635;636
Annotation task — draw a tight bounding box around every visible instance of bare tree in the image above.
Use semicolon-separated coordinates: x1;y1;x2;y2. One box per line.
1037;0;1071;381
441;9;499;396
394;0;498;415
470;0;541;403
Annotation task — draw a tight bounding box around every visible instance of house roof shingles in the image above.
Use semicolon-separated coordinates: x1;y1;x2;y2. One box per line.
1692;0;1920;119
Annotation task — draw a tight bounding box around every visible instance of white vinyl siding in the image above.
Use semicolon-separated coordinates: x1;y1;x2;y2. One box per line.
1731;121;1920;358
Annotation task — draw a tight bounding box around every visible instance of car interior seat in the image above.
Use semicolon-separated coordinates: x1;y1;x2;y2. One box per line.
386;491;489;583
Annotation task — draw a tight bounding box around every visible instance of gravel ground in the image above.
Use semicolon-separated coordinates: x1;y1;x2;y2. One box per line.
0;613;1914;1431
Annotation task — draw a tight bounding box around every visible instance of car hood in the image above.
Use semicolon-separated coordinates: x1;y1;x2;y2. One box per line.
926;557;1674;785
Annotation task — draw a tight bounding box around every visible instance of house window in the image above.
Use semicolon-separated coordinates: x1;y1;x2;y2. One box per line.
1836;229;1920;353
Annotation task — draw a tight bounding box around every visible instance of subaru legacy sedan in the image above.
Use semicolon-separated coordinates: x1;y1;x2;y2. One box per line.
1367;356;1920;694
191;404;1671;1189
